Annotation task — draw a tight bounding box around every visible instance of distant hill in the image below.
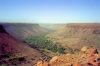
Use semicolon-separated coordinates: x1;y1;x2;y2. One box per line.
40;24;66;32
2;23;47;39
0;25;44;66
47;23;100;50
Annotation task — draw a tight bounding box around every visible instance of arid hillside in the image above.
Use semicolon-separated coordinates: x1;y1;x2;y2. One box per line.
47;23;100;50
2;23;47;39
0;25;44;66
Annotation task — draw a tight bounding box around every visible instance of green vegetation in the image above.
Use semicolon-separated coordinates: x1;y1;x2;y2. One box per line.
58;46;66;54
25;35;65;54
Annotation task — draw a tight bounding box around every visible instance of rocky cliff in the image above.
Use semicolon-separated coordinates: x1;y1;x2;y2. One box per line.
64;23;100;35
37;46;100;66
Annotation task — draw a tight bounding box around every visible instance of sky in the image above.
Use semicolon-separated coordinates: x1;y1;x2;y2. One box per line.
0;0;100;23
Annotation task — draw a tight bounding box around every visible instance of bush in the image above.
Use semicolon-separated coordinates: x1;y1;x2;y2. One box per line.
18;57;25;61
58;46;65;54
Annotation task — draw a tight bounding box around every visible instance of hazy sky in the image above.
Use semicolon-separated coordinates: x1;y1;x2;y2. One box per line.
0;0;100;23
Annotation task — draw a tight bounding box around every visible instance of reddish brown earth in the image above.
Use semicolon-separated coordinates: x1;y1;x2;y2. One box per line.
47;23;100;50
37;46;100;66
0;25;43;66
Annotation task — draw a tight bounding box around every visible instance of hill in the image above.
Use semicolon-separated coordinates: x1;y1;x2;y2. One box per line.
2;23;47;39
40;24;66;32
0;25;44;66
47;23;100;50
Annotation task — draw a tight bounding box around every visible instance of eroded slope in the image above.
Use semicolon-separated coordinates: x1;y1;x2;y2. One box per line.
47;23;100;50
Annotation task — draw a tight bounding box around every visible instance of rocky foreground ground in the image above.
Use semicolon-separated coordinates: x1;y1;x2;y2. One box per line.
36;46;100;66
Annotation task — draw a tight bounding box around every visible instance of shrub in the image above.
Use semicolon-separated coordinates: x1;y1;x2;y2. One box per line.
58;46;65;54
18;57;25;61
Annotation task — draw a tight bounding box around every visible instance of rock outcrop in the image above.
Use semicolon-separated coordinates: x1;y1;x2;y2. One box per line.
37;61;48;66
37;46;100;66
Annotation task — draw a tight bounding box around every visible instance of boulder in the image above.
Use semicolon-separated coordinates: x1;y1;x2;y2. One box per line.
37;61;48;66
73;62;82;66
87;56;100;66
81;46;98;56
49;56;58;64
81;46;88;52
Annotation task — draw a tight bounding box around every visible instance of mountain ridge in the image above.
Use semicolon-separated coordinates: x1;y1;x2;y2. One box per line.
2;23;47;39
47;23;100;50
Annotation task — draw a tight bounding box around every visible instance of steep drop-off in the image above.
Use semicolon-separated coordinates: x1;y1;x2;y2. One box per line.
3;23;47;39
0;25;42;66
